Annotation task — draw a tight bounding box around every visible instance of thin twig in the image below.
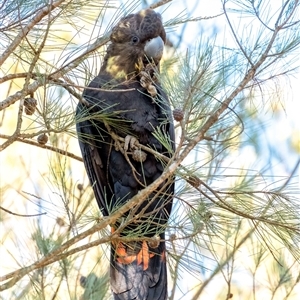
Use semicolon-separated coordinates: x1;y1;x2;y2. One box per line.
0;34;109;111
0;206;46;217
198;180;299;232
0;0;66;67
0;134;83;161
191;226;257;300
150;0;173;10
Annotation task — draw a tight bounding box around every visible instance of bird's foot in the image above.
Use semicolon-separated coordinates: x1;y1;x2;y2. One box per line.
140;70;157;97
124;135;138;152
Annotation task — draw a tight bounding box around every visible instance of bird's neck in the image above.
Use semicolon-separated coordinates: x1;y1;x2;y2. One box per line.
100;42;144;81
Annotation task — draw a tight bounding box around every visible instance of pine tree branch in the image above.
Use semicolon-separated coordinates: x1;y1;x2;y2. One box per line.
0;206;46;217
0;0;66;67
0;34;110;111
150;0;173;10
0;134;83;161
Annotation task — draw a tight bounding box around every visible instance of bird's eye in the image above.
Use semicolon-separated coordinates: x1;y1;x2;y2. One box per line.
131;36;139;44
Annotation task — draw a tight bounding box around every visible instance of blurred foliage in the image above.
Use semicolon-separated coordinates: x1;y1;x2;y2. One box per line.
0;0;299;299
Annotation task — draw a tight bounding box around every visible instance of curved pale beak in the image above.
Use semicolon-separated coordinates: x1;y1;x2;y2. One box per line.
144;36;164;62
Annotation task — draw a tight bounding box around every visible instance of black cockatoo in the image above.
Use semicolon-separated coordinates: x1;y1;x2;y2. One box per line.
76;9;175;300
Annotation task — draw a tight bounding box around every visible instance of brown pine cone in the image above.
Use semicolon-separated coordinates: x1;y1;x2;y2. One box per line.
132;149;147;162
24;97;37;115
77;183;84;191
173;108;184;121
148;235;160;249
37;133;48;145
